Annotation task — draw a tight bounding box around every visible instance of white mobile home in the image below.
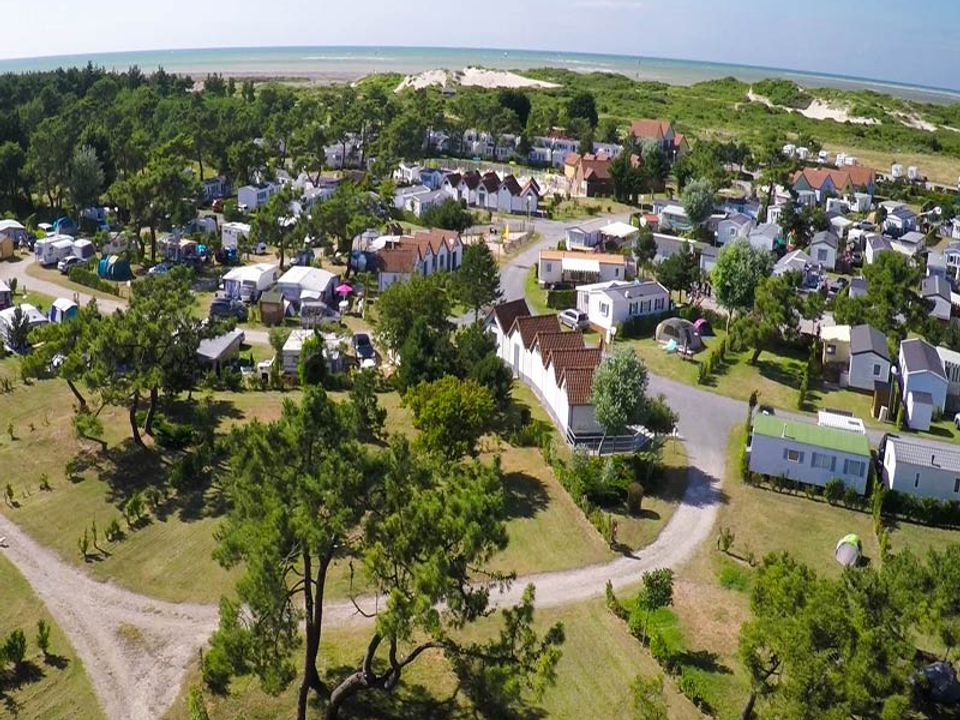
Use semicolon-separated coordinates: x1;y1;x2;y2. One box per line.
882;435;960;501
237;182;279;212
222;263;278;302
575;279;669;336
538;251;632;287
276;266;337;304
748;413;871;494
222;222;251;251
898;338;948;431
0;303;49;351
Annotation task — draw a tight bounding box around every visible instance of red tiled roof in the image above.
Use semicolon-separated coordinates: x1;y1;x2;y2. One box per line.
630;119;672;139
377;247;419;274
444;172;462;186
488;298;531;333
508;314;562;349
792;166;876;191
400;229;460;256
560;366;598;406
481;172;502;193
500;174;523;195
545;347;602;374
531;331;585;356
462;170;482;189
564;152;581;167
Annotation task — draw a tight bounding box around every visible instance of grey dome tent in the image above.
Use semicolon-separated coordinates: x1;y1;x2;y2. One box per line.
655;317;702;352
835;534;862;567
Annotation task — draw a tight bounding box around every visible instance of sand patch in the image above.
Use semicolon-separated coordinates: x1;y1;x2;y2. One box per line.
747;89;880;125
396;66;560;92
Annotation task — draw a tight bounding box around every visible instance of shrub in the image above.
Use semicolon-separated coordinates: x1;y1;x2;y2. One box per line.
509;419;553;448
825;478;845;505
717;526;735;554
619;309;676;339
106;517;123;542
626;482;645;515
3;629;27;668
677;667;712;714
649;631;673;669
697;362;708;384
605;580;628;621
68;265;121;296
36;619;51;657
152;416;195;450
843;486;862;509
718;563;749;592
545;289;576;309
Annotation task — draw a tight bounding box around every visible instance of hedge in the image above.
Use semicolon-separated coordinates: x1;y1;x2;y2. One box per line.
68;265;121;296
546;289;576;309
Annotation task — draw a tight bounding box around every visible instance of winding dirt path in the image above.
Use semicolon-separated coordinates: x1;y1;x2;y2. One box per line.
0;372;740;719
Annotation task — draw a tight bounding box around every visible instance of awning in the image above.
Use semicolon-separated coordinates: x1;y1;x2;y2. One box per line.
562;256;600;273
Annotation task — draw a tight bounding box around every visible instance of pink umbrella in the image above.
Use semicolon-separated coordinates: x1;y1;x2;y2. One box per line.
335;283;353;295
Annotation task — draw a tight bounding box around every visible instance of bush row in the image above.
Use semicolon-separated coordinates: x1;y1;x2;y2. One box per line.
68;265;121;296
545;289;576;310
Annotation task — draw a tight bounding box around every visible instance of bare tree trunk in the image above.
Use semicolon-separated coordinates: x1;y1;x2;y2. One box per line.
326;635;382;720
297;548;333;720
149;225;157;262
66;379;87;410
144;387;159;435
129;392;144;448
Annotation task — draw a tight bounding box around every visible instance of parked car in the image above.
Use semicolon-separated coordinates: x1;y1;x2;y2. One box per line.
57;255;86;274
254;241;268;254
352;332;376;367
558;309;589;330
209;297;248;321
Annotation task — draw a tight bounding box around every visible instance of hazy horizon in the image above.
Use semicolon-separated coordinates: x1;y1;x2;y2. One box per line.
2;0;958;91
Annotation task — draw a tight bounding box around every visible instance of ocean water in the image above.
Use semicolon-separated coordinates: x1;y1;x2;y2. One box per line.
0;45;957;105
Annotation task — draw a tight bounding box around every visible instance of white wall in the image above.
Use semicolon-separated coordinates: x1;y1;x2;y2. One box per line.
848;353;889;391
883;443;960;501
748;434;869;494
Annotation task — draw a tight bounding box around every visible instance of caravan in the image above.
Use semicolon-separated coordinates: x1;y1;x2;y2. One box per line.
35;235;76;267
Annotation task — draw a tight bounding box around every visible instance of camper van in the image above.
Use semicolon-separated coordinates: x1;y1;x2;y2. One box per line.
35;235;76;267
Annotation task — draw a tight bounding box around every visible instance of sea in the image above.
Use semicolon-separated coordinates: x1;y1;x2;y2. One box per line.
0;45;957;105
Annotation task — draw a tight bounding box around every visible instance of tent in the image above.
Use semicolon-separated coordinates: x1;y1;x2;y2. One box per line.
916;662;960;704
693;318;714;337
0;235;13;260
48;298;78;324
98;255;132;281
655;317;703;352
834;534;862;567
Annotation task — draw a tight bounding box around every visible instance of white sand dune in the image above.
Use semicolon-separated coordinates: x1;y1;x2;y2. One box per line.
396;66;560;92
747;88;880;125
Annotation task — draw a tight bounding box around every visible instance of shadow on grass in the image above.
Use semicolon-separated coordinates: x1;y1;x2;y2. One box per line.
672;648;732;676
502;472;549;520
0;660;45;696
320;665;465;720
42;654;69;670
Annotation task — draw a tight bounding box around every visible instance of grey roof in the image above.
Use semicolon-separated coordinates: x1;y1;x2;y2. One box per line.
890;206;917;220
849;277;868;298
750;222;780;240
928;251;947;271
812;230;839;249
900;338;946;378
724;212;753;227
885;435;960;473
197;329;244;362
900;230;926;245
773;249;811;275
850;324;889;359
922;275;951;301
867;235;892;252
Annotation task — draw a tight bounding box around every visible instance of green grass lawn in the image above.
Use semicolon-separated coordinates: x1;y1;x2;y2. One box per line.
524;266;550;316
548;197;636;222
164;597;702;720
24;262;127;303
0;554;104;720
0;373;666;604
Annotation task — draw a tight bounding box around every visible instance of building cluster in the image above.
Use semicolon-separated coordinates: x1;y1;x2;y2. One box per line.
393;166;542;217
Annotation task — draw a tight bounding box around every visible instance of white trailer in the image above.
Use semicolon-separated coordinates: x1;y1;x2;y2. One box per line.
35;235;76;266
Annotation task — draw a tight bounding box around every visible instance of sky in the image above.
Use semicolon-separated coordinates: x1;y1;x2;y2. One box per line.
2;0;958;90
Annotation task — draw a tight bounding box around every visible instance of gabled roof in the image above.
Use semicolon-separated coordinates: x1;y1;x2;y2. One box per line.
377;247;420;274
462;170;482;189
443;172;462;186
564;152;581;167
500;174;523;195
849;324;889;360
722;212;753;227
560;366;598;406
922;275;951;302
900;338;946;378
523;178;541;195
750;222;781;240
488;298;531;333
481;172;502;193
885;435;960;473
812;230;839;249
630;119;672;139
545;347;603;374
508;314;562;349
792;166;876;191
889;205;917;221
531;330;585;356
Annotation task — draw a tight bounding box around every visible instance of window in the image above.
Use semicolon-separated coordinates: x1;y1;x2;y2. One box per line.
812;453;836;471
817;248;828;261
826;344;836;356
955;478;960;494
615;268;621;277
600;302;610;317
784;448;803;463
873;363;882;376
545;263;552;273
915;473;920;488
843;459;866;478
628;301;638;316
655;297;665;311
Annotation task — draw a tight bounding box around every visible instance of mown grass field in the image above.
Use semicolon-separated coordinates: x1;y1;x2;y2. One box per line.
0;554;104;720
164;597;703;720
